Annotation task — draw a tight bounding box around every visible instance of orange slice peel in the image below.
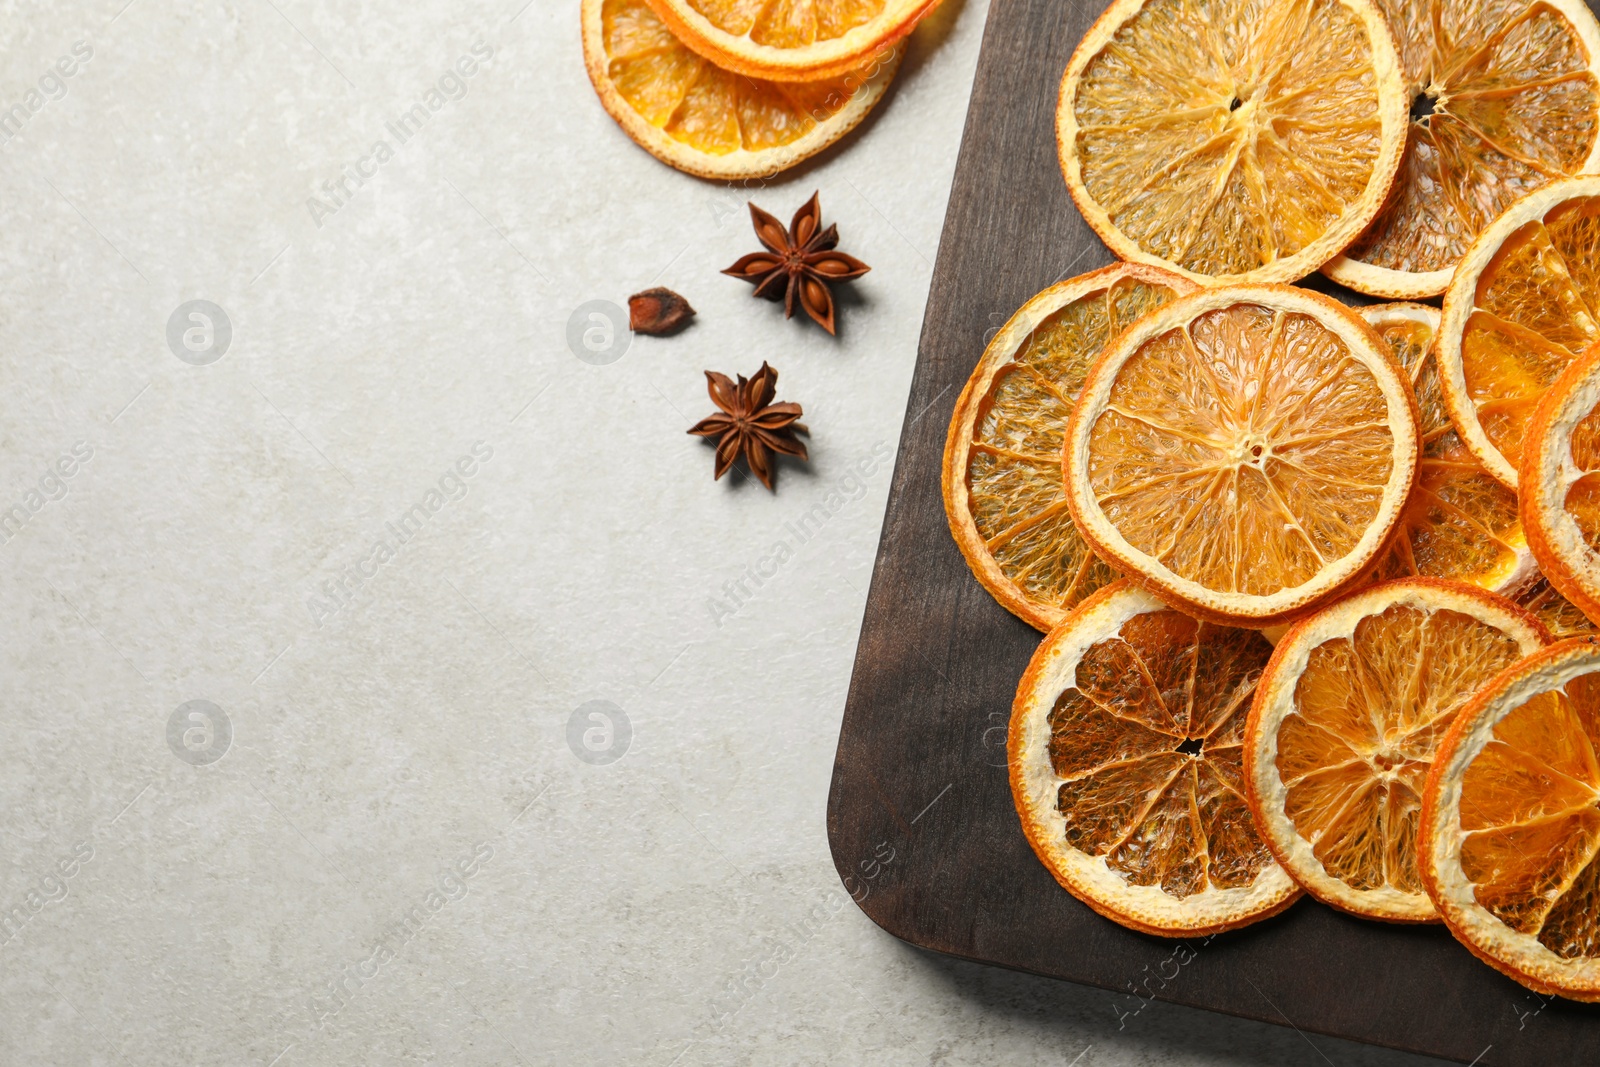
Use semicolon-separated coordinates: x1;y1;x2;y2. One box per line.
1521;342;1600;627
1011;580;1301;936
1247;578;1550;923
1421;637;1600;1000
1361;303;1534;594
942;263;1197;631
1057;0;1408;285
643;0;936;82
583;0;901;179
1436;176;1600;489
1064;284;1420;626
1325;0;1600;299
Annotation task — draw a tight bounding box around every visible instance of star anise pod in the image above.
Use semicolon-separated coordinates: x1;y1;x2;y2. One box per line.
722;192;870;335
686;361;808;490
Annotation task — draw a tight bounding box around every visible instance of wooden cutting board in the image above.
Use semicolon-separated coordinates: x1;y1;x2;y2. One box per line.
826;1;1600;1062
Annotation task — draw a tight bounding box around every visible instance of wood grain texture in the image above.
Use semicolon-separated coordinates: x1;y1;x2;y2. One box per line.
826;0;1600;1062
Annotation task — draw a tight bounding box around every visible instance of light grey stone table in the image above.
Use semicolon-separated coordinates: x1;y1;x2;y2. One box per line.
0;1;1454;1063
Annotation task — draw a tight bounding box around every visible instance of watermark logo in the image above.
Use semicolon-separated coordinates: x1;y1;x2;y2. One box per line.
307;43;496;228
0;40;93;146
566;300;630;365
167;700;231;766
981;708;1009;768
1111;935;1214;1029
840;840;896;903
1513;988;1556;1030
166;300;232;365
295;842;493;1034
305;442;494;628
567;700;630;765
0;440;93;547
0;841;93;951
704;889;849;1032
707;442;892;627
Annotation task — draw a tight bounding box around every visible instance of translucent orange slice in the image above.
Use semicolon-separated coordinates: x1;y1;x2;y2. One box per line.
1521;342;1600;627
1436;177;1600;488
1248;578;1548;922
1058;0;1408;285
1361;304;1534;593
642;0;935;81
1422;638;1600;1000
582;0;901;179
1064;285;1420;625
1325;0;1600;298
942;264;1197;631
1519;575;1600;640
1011;581;1300;935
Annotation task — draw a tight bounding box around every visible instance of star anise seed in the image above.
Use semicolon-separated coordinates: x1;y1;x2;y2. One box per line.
722;192;870;336
686;361;809;490
628;287;696;336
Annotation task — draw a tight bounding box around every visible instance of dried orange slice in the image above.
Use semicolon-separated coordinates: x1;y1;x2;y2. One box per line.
1518;575;1599;639
642;0;934;82
942;264;1197;631
1247;578;1549;922
1011;580;1300;935
1421;637;1600;1000
1436;177;1600;489
1361;304;1534;593
1057;0;1408;285
582;0;901;179
1521;343;1600;626
1325;0;1600;299
1064;285;1420;626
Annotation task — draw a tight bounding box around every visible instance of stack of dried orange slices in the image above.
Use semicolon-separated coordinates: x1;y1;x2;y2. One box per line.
581;0;939;178
937;0;1600;1002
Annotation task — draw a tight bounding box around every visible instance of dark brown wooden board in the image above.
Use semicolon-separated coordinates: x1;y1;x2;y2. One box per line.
827;0;1600;1062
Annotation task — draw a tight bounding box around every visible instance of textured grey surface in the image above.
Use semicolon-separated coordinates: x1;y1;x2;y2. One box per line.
0;0;1455;1063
